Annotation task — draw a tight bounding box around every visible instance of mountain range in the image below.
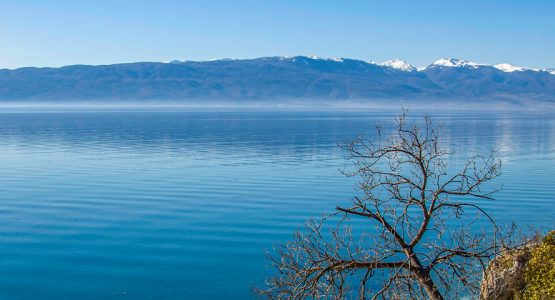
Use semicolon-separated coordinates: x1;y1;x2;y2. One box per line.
1;56;554;108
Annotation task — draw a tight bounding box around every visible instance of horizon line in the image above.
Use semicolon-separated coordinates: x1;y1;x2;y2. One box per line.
2;55;553;72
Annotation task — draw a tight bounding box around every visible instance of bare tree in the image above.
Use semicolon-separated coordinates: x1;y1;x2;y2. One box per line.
257;112;509;299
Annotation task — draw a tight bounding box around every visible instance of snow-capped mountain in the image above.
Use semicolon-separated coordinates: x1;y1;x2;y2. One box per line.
378;59;416;72
426;58;549;74
427;58;486;69
0;56;553;108
493;63;530;72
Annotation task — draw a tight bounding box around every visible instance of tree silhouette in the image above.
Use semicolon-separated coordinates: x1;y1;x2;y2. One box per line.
257;112;510;299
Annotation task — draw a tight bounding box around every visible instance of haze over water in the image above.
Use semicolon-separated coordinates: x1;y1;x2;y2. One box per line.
0;110;553;299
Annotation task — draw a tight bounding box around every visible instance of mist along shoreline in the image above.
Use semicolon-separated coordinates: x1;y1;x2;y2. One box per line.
0;102;552;113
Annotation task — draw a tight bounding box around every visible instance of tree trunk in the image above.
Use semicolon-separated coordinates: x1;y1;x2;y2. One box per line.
415;272;444;300
404;249;444;300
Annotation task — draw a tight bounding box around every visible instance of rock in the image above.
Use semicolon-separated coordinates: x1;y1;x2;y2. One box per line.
480;231;555;300
480;245;534;299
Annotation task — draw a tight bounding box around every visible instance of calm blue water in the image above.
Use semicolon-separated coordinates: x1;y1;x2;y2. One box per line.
0;110;554;299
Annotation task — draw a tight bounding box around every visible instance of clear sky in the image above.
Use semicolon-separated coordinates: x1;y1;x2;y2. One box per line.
1;0;554;69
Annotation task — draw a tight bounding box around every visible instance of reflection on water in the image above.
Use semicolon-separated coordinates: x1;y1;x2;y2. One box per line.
0;111;553;299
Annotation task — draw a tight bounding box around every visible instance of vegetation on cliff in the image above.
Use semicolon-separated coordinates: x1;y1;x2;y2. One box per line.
480;231;555;299
522;231;555;299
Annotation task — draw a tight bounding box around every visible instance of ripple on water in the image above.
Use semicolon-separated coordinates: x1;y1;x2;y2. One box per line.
0;111;553;299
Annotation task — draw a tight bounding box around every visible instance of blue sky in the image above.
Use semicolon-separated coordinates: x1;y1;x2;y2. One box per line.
1;0;554;69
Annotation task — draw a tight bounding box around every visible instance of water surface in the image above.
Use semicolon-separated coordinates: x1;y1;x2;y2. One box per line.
0;110;553;299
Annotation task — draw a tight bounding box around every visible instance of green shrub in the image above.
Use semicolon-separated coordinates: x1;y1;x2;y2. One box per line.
522;231;555;299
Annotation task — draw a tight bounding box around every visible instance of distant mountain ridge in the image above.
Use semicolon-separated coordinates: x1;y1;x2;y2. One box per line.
0;56;554;108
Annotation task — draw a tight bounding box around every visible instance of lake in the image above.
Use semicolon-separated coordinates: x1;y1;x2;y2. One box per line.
0;110;553;299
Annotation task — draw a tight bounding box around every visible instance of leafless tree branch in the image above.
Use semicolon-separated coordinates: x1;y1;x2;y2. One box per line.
256;111;519;299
